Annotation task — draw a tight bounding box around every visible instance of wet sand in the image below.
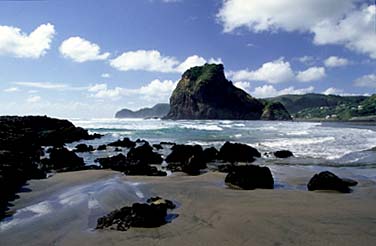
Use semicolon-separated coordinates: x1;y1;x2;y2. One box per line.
1;169;376;246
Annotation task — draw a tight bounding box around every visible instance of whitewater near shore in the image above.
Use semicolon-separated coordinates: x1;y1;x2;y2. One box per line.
1;169;376;246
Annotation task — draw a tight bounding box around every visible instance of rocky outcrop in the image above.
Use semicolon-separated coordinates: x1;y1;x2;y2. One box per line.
74;143;95;152
165;63;291;120
274;150;294;158
165;144;207;174
108;137;136;148
225;165;274;190
95;154;166;176
0;116;101;219
218;142;260;163
115;103;170;119
127;143;163;165
307;171;358;193
96;197;177;231
261;101;292;120
42;147;85;171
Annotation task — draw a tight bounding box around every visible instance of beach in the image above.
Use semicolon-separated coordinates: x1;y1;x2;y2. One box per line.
1;168;376;246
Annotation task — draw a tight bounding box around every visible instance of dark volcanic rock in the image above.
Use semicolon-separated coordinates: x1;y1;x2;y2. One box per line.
218;142;260;163
95;154;166;176
165;64;264;120
165;144;207;174
307;171;357;193
225;165;274;190
42;147;85;171
127;143;163;165
96;197;177;231
97;144;107;151
166;144;203;164
152;144;163;150
203;147;218;162
274;150;294;158
108;138;136;148
74;143;95;152
0;116;100;219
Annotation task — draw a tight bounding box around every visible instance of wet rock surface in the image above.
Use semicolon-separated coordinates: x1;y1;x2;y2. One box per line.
96;197;177;231
307;171;358;193
225;165;274;190
274;150;294;158
218;142;260;163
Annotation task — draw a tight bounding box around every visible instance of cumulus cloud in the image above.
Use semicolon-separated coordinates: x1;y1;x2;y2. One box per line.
354;74;376;88
228;58;295;84
88;79;177;103
296;66;326;82
251;85;314;98
110;50;179;73
324;56;349;67
110;50;222;73
297;56;316;65
26;95;41;103
59;37;110;63
323;87;344;95
233;81;251;92
217;1;376;59
0;23;55;58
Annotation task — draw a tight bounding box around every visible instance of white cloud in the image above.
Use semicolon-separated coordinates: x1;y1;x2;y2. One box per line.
233;81;251;92
176;55;207;73
3;87;19;92
110;50;179;73
13;81;87;91
0;23;55;58
296;66;326;82
88;79;177;103
14;81;68;89
297;56;316;65
228;58;294;84
101;73;111;78
59;37;110;63
110;49;222;73
354;74;376;88
324;56;349;67
26;95;41;103
252;85;315;98
217;1;376;59
323;87;344;95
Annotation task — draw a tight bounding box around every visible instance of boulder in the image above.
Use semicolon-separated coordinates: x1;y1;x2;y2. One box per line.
42;147;85;171
95;154;166;176
165;144;203;164
307;171;357;193
127;143;163;164
274;150;294;158
96;197;176;231
225;165;274;190
218;142;260;163
108;138;136;148
74;143;95;152
203;147;218;162
97;144;107;151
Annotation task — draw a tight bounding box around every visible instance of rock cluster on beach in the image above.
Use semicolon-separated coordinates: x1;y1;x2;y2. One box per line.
0;116;101;219
165;63;291;120
96;197;177;231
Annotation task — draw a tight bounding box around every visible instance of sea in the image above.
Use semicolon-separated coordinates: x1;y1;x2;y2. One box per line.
69;118;376;168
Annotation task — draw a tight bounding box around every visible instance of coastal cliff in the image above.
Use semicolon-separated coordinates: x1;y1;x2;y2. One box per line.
165;64;291;120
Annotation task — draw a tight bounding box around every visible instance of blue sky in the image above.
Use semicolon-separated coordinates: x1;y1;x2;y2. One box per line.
0;0;375;118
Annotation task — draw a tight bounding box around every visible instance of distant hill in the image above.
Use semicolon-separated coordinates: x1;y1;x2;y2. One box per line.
266;93;375;121
164;63;291;120
115;103;170;118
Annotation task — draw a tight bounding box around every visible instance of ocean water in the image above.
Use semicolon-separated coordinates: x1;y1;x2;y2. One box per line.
69;118;376;168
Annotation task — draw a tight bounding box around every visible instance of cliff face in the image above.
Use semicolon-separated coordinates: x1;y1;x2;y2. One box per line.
165;64;291;120
165;64;265;120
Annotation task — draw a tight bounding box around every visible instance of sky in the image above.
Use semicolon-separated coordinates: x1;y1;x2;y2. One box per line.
0;0;375;118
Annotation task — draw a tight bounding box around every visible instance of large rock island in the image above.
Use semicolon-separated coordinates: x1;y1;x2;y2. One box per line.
165;63;291;120
115;103;170;119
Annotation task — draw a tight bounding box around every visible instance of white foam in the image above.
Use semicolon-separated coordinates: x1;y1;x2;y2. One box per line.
180;124;223;131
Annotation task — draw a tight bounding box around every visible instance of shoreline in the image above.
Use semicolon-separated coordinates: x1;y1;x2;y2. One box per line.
1;169;376;246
